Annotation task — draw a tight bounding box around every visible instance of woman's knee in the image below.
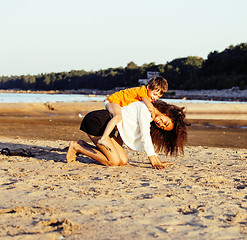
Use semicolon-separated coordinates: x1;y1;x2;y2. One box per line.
107;156;128;166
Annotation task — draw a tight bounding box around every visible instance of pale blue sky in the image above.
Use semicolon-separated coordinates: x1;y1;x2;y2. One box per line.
0;0;246;76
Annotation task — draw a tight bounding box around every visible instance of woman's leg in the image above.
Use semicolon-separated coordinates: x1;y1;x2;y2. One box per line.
67;140;110;165
66;134;128;166
98;103;122;151
66;141;78;163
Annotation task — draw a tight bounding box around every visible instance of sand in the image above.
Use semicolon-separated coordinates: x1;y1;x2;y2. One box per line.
0;101;247;239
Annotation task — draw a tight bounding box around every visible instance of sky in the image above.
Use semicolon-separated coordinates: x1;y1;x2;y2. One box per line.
0;0;246;76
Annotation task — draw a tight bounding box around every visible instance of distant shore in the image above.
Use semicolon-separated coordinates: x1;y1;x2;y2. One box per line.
1;87;247;102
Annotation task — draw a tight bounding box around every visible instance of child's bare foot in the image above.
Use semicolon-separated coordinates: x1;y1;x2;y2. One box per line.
97;138;112;151
66;141;77;163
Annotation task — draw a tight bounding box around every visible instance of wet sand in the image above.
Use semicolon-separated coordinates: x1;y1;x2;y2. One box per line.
0;101;246;148
0;101;247;239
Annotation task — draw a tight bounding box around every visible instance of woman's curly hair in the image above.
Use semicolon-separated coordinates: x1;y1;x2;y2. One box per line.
150;100;190;156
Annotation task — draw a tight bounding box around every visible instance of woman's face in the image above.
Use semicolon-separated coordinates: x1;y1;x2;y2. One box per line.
153;114;174;131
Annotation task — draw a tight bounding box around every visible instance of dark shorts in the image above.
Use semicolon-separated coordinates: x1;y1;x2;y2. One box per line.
80;110;116;138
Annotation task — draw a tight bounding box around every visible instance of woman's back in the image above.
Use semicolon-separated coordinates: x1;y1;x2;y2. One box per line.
117;101;155;156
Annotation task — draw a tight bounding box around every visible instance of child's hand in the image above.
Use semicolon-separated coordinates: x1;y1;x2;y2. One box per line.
162;116;173;128
146;104;155;119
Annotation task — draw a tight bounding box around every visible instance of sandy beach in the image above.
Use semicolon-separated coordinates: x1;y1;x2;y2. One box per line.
0;101;247;239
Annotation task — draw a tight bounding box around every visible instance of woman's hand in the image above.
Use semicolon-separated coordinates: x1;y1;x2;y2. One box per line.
148;155;174;170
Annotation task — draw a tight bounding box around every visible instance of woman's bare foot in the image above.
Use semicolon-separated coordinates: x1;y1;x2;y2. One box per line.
97;138;112;151
66;141;77;163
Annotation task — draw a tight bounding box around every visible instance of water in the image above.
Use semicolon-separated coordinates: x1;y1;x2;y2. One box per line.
0;92;106;103
0;92;246;104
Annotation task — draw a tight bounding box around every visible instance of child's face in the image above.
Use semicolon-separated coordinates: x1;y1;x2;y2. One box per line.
147;88;163;101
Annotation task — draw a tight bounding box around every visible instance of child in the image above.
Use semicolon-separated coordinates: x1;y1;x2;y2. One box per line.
98;76;169;151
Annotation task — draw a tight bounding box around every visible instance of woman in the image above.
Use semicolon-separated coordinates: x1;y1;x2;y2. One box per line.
66;100;188;169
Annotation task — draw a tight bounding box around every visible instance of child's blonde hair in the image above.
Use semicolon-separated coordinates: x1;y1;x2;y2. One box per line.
147;76;168;95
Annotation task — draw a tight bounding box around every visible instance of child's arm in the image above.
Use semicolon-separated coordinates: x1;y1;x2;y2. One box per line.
142;97;173;128
142;97;155;118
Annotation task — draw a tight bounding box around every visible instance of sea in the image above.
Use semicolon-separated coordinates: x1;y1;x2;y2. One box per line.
0;92;246;104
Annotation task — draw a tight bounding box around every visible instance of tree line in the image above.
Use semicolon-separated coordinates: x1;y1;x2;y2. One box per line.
0;43;246;91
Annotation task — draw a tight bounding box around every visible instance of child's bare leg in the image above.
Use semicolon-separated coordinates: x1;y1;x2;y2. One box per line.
98;103;122;151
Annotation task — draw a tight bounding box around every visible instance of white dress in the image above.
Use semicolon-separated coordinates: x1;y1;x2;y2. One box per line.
117;101;156;156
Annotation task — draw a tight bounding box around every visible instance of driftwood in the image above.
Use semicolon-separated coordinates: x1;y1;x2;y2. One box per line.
0;148;34;157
